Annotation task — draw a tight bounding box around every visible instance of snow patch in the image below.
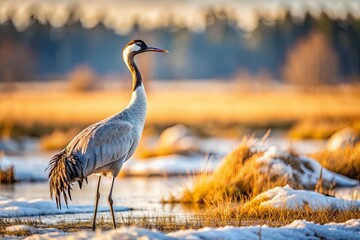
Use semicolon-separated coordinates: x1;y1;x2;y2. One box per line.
336;186;360;200
157;124;196;150
123;154;219;176
5;225;62;235
247;185;360;210
18;219;360;240
256;146;359;188
0;196;129;218
327;128;359;151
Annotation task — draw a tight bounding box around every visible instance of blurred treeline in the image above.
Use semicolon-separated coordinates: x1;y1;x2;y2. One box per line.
0;11;359;84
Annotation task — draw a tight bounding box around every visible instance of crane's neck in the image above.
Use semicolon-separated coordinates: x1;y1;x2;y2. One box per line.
124;54;142;92
123;54;147;125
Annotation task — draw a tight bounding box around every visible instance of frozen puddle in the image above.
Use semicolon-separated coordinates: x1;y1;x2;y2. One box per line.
6;219;360;240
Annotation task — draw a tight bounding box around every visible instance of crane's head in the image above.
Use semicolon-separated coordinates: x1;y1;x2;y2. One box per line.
123;39;168;60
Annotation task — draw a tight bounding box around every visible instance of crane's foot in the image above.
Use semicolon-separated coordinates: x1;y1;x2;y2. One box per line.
108;196;116;229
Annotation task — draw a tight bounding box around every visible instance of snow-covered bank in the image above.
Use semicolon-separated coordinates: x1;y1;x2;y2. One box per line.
247;185;360;210
170;220;360;240
13;219;360;240
0;196;129;218
255;146;359;188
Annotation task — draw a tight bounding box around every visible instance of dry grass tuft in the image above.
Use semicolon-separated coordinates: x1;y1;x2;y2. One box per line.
0;164;15;184
0;218;41;236
236;205;360;226
5;228;33;237
288;119;356;139
179;144;258;204
178;137;297;205
311;143;360;181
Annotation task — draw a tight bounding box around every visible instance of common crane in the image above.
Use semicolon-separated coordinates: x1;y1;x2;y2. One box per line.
47;39;168;230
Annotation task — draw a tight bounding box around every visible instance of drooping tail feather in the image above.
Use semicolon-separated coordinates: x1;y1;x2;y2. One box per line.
46;149;85;209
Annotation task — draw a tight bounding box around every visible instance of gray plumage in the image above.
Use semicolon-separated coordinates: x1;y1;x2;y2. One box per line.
47;87;146;208
47;39;168;229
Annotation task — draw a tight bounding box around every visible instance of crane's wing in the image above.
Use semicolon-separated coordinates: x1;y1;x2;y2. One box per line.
48;120;135;209
67;120;135;175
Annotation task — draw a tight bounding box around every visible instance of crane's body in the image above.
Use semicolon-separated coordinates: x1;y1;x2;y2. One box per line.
47;40;168;230
67;85;146;178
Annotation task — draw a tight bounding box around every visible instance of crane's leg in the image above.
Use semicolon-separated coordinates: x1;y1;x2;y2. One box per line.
108;176;116;229
91;175;101;231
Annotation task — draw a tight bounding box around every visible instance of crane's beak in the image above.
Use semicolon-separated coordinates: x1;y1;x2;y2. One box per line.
145;47;169;53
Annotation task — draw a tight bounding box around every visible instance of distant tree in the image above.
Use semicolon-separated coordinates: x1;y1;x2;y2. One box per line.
282;31;339;87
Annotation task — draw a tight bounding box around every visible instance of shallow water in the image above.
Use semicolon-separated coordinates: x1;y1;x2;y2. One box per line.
0;176;189;223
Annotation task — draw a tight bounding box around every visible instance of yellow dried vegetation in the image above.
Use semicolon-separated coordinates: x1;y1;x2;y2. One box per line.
289;119;360;139
0;165;15;184
39;128;80;151
1;82;360;139
178;136;295;205
311;143;360;181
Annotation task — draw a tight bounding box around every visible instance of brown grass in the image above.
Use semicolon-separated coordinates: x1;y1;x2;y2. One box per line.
40;128;80;151
174;133;356;205
1;207;359;237
288;119;360;139
0;218;41;236
0;164;15;184
1;82;360;138
4;228;33;237
311;143;360;180
176;139;299;205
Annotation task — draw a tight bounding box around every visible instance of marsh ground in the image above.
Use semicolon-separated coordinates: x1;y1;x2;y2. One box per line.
1;81;360;239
